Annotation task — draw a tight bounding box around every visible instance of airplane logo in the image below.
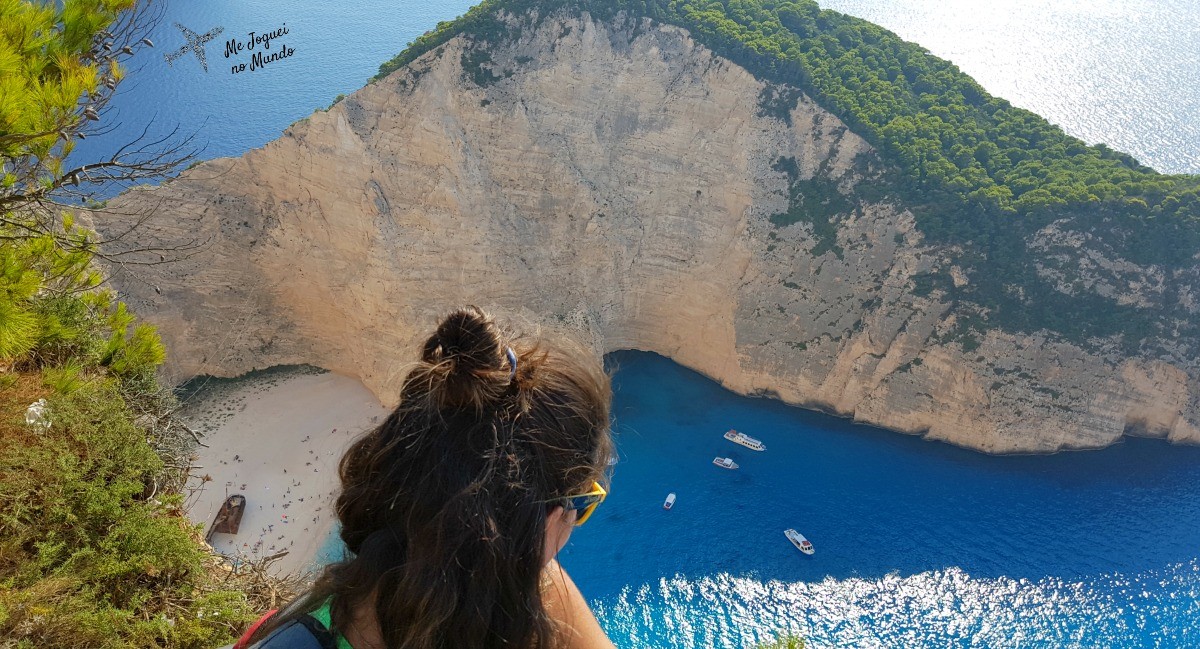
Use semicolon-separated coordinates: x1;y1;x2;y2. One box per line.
164;23;224;72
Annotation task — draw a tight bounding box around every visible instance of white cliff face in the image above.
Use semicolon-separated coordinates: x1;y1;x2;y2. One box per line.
96;13;1200;454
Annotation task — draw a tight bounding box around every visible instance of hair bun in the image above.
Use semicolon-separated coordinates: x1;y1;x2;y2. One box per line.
420;306;511;408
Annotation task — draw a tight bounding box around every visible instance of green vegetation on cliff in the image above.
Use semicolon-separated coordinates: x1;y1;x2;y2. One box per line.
1;2;265;646
374;0;1200;353
0;220;265;647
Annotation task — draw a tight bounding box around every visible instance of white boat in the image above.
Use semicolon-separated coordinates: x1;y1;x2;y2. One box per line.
712;456;739;470
663;493;676;510
724;429;765;451
785;529;814;555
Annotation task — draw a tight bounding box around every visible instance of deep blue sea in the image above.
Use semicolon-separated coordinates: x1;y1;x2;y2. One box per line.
69;0;479;196
561;352;1200;647
79;1;1200;646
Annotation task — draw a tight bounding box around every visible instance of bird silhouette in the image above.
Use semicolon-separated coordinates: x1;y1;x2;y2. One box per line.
164;23;224;72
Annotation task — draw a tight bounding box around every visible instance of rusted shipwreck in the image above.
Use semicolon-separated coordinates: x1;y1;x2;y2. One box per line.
206;494;246;542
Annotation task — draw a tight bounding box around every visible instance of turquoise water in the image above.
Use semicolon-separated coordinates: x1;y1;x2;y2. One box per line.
559;352;1200;647
74;0;1200;645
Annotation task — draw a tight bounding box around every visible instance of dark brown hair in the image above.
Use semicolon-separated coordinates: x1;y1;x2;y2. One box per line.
249;306;613;648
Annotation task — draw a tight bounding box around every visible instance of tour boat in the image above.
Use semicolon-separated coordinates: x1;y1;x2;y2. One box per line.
712;456;739;470
663;493;676;510
784;528;814;555
724;429;766;451
206;494;246;541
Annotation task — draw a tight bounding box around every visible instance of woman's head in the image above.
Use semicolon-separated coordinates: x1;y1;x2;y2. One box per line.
257;306;613;648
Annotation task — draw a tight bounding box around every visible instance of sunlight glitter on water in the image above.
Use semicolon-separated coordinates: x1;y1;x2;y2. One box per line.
818;0;1200;175
594;561;1200;648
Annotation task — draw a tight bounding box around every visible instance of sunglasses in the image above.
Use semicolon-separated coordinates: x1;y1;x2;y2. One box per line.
561;481;607;526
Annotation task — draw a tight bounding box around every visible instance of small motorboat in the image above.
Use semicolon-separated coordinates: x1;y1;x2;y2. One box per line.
206;494;246;542
663;492;676;510
724;429;766;451
712;456;739;470
784;528;814;555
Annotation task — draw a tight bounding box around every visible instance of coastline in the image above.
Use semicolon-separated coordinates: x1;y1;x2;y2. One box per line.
179;367;389;578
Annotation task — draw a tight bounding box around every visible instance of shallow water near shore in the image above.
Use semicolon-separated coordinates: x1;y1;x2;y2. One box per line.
555;351;1200;647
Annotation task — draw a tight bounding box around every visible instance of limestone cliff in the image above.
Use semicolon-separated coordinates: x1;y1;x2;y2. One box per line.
93;12;1200;453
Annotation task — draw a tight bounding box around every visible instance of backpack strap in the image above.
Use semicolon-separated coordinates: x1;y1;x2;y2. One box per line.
296;614;340;649
243;617;337;649
234;609;278;649
240;597;350;649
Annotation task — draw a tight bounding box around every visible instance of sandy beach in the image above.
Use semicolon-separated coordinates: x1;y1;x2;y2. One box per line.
180;367;389;578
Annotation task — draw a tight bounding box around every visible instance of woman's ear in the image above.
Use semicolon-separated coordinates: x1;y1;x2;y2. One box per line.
543;505;576;566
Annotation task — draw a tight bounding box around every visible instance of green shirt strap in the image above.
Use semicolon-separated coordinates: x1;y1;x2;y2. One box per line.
308;597;356;649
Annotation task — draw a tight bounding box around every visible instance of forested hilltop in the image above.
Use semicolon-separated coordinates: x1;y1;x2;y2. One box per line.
375;0;1200;355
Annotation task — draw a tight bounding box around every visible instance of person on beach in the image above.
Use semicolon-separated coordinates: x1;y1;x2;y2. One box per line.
237;306;616;649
